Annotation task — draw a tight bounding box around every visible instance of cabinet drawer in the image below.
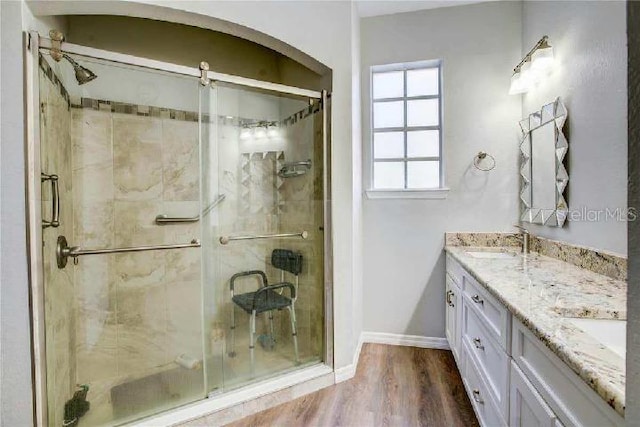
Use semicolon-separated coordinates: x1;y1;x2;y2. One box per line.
461;342;506;427
463;273;510;351
463;301;510;418
510;361;557;427
511;319;624;427
446;253;464;287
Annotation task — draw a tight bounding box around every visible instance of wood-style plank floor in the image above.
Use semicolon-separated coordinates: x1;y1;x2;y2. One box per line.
226;343;479;427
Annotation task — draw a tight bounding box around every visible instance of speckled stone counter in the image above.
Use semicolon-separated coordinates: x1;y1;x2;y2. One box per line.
444;245;627;416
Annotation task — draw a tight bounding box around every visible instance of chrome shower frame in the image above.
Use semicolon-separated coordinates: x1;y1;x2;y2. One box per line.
25;30;334;427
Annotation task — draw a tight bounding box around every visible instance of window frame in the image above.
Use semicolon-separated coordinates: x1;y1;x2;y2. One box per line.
367;59;448;199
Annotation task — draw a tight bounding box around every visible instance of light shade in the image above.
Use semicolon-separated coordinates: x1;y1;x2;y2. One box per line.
267;124;278;138
509;72;529;95
240;127;251;140
532;44;554;71
254;126;266;138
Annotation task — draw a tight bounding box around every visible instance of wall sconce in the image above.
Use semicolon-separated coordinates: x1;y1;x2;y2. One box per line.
509;35;554;95
239;121;279;139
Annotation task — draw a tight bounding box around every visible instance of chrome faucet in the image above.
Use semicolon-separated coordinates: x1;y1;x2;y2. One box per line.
514;225;530;254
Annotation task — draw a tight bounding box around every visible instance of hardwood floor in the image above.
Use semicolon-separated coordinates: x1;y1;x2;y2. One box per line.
225;343;479;427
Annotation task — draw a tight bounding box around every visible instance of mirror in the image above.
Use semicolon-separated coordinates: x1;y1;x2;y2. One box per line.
519;97;568;227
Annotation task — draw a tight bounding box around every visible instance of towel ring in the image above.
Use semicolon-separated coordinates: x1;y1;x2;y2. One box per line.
473;151;496;172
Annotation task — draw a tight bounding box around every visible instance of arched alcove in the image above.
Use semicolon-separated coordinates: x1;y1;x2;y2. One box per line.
26;0;332;89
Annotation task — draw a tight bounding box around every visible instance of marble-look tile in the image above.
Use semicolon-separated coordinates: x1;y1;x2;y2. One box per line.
114;251;166;290
71;109;112;168
114;200;164;246
166;280;204;362
116;282;168;375
164;249;201;283
162;119;199;201
445;246;627;415
75;319;118;384
73;161;115;204
74;200;114;247
113;115;163;201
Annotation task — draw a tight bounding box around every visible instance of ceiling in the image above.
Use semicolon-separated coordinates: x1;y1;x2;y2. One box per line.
356;0;493;18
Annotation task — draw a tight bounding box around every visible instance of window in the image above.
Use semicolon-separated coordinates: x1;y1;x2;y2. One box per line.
369;60;447;198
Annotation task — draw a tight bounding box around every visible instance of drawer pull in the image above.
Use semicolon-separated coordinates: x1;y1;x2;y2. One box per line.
473;337;484;350
446;290;455;307
472;389;484;404
471;294;484;305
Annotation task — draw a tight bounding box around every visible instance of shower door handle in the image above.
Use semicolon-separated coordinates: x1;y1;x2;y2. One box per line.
42;173;60;228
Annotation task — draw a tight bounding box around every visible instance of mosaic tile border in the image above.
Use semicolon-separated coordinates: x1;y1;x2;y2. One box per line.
72;97;323;126
38;53;71;109
72;98;201;122
281;100;322;127
445;232;627;280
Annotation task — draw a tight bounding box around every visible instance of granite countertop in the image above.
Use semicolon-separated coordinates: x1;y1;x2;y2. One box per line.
445;245;627;416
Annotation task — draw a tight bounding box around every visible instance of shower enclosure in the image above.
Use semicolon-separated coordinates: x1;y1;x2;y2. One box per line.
27;31;331;427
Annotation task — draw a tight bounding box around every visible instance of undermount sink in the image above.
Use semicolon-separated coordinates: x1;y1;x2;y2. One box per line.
465;251;516;259
567;318;626;359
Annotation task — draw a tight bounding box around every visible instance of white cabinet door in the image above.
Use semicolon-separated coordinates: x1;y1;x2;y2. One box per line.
445;274;458;360
510;362;557;427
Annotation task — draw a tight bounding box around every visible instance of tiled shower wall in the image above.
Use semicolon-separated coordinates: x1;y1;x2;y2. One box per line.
274;101;324;359
71;107;203;423
39;59;76;427
208;98;324;370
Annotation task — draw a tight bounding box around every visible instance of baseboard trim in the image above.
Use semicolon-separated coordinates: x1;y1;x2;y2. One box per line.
361;332;450;350
334;333;365;383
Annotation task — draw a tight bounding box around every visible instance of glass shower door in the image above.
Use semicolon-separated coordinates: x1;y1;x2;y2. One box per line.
201;82;325;391
38;52;208;426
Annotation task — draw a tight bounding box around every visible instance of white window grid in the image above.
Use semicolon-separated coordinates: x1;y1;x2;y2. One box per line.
370;60;443;190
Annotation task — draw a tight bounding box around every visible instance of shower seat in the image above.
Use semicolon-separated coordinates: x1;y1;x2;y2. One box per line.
228;249;303;375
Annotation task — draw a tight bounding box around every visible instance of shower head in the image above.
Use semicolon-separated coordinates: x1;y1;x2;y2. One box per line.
63;54;97;85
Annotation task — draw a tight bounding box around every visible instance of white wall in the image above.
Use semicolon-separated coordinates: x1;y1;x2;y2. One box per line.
351;0;364;358
361;1;523;338
521;0;627;256
1;3;34;425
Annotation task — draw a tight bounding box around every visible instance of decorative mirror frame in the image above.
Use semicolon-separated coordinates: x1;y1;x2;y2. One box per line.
519;97;569;227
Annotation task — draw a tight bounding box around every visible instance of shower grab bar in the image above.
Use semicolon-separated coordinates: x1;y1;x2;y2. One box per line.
41;173;60;228
55;235;200;269
155;194;226;224
219;231;308;245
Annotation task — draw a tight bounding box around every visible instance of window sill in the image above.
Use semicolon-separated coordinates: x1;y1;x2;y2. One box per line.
365;188;450;200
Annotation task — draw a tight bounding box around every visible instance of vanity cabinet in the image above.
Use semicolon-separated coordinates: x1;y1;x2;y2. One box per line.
445;255;624;427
